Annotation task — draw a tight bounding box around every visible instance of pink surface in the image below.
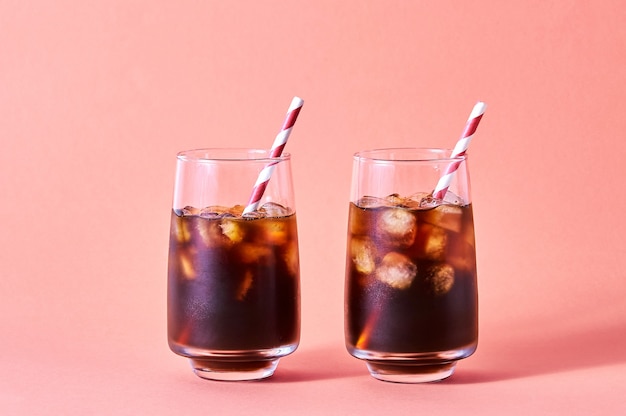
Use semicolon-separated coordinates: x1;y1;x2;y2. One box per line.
1;1;625;414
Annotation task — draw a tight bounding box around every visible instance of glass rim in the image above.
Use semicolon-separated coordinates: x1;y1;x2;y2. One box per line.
353;147;466;162
176;148;291;163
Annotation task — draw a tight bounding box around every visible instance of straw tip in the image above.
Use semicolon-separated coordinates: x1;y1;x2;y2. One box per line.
290;96;304;109
470;101;487;119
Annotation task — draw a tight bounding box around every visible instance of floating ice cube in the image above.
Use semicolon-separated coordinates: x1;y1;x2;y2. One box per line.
219;219;245;243
426;263;455;295
196;219;226;247
178;249;197;280
447;237;477;273
236;270;254;301
377;208;417;247
242;210;266;219
172;215;191;243
181;205;200;216
229;205;245;217
442;191;465;205
283;242;300;277
355;196;388;208
199;206;228;218
348;203;375;236
350;237;377;274
262;219;289;245
375;252;417;290
238;242;272;265
418;223;447;261
259;202;292;218
422;204;464;233
403;192;431;209
384;193;405;207
199;205;244;218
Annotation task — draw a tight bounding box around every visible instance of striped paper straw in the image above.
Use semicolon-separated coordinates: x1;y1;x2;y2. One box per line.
243;96;304;214
432;101;487;200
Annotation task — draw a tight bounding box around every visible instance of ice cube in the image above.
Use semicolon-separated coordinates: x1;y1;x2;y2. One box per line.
422;204;464;233
425;263;455;295
419;195;441;209
355;196;388;209
403;192;431;209
238;242;272;265
236;270;254;301
442;191;465;205
384;193;405;206
219;219;245;243
377;207;417;247
199;206;228;218
196;219;226;247
349;203;376;236
261;218;290;246
228;205;245;217
283;242;300;277
375;252;417;290
172;214;191;243
259;202;292;217
199;205;244;218
350;237;377;274
178;249;197;280
416;223;447;261
181;205;200;216
242;210;266;219
447;237;477;273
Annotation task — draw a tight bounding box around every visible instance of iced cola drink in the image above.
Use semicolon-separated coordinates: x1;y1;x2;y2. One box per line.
345;148;478;383
168;149;300;381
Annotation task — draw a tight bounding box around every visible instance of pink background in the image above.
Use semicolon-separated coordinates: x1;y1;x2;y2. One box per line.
2;1;625;414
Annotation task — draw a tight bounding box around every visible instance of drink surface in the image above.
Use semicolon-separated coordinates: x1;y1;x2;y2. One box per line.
168;203;300;354
345;194;478;354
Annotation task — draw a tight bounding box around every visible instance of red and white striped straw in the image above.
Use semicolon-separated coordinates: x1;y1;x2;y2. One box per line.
432;101;487;200
243;96;304;214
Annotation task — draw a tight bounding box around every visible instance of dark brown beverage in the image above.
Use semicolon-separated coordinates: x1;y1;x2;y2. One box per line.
168;204;300;362
345;195;478;358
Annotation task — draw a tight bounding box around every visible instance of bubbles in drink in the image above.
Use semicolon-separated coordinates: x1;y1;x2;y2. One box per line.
377;208;417;247
375;252;417;290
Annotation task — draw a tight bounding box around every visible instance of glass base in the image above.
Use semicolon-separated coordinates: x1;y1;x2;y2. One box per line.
189;358;279;381
170;341;298;381
365;360;456;383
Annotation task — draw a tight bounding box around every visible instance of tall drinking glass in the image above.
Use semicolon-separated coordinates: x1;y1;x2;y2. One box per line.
345;148;478;383
168;148;300;381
